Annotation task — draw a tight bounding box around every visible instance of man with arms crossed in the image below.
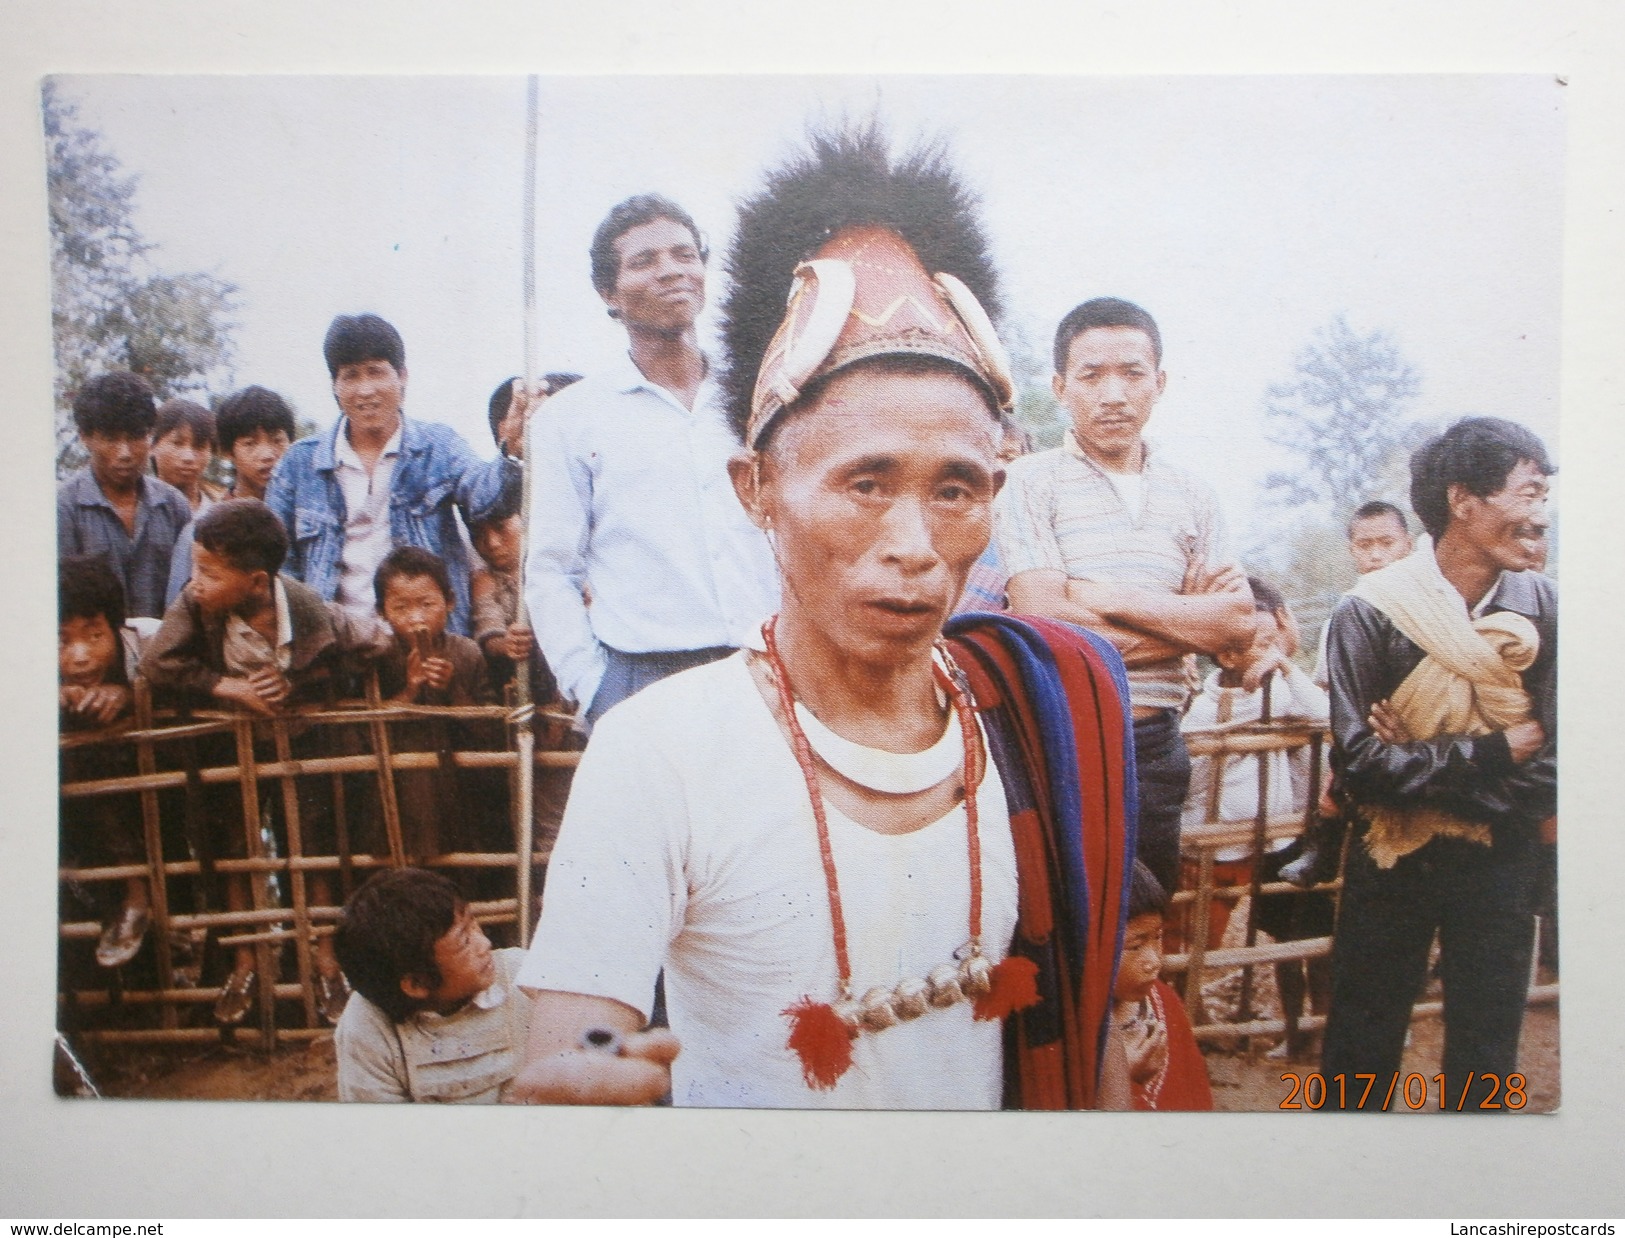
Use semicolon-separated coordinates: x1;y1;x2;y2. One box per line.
995;299;1255;893
509;129;1135;1109
524;195;778;731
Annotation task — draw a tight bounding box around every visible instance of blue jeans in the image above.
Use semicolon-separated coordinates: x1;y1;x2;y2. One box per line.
1132;709;1192;897
585;645;738;732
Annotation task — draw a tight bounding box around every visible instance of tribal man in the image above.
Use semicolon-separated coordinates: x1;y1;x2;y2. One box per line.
509;126;1135;1109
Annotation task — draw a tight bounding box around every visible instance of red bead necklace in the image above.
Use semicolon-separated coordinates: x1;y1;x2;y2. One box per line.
761;615;1039;1089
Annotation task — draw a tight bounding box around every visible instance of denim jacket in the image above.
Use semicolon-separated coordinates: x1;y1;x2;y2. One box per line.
264;416;520;636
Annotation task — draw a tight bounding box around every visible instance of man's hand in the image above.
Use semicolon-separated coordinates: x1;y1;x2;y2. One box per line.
214;675;279;717
502;623;536;662
1505;718;1546;764
1182;560;1249;597
60;683;131;726
1367;699;1413;746
506;1028;681;1106
1123;1018;1168;1087
496;382;538;461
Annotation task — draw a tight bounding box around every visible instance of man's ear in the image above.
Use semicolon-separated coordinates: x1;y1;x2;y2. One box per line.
399;973;433;1001
1446;482;1475;522
1050;371;1066;401
1155;368;1168;399
727;451;770;532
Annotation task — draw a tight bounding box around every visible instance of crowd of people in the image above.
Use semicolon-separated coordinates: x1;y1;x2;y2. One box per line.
57;124;1556;1112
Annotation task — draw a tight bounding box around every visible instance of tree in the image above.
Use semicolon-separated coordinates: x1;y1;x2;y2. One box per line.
45;80;238;476
1261;314;1425;522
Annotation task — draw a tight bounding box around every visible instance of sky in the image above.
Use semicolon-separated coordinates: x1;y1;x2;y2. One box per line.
53;74;1563;549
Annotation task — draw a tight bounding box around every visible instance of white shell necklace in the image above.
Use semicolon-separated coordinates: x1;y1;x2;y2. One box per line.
791;685;963;795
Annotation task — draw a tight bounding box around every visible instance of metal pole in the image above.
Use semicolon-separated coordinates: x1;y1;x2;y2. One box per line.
512;75;540;947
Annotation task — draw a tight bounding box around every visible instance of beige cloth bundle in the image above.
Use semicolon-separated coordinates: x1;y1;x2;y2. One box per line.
1347;550;1539;867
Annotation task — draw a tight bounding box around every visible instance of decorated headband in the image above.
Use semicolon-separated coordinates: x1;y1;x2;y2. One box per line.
744;224;1014;450
718;124;1014;451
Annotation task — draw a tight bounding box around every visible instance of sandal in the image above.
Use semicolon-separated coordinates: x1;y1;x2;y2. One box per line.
214;967;256;1026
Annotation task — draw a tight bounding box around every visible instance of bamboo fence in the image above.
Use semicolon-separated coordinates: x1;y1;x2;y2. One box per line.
58;685;1556;1052
1173;716;1558;1053
57;672;579;1047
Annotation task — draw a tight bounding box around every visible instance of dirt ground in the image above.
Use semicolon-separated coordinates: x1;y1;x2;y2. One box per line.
74;989;1560;1113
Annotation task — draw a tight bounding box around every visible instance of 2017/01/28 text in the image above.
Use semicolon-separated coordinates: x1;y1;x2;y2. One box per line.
1279;1072;1529;1110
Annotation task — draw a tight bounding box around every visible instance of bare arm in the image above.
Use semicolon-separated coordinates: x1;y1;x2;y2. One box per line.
1076;575;1255;658
1006;570;1190;668
505;990;679;1105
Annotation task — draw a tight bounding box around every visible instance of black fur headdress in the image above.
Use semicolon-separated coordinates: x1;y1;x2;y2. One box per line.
717;121;1005;444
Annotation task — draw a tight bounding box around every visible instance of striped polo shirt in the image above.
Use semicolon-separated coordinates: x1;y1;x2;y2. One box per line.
993;432;1228;711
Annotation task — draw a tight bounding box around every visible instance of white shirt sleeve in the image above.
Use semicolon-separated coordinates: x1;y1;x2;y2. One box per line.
515;700;688;1019
523;409;607;711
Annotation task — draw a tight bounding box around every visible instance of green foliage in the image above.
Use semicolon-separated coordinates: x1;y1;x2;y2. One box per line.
1261;314;1426;523
1006;321;1065;449
45;80;238;476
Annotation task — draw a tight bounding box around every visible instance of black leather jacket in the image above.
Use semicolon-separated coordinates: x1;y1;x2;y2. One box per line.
1326;569;1557;841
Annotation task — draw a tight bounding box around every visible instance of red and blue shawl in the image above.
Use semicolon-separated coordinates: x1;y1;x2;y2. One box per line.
946;612;1138;1110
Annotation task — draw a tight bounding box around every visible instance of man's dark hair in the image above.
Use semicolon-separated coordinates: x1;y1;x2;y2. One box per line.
1126;859;1170;920
60;555;126;632
374;545;453;610
216;386;297;453
485;372;584;445
1246;575;1287;617
334;868;463;1023
589;194;707;298
72;371;157;437
1348;499;1410;538
193;500;289;576
153;398;216;449
1409;416;1555;542
323;313;406;379
1052;297;1163;374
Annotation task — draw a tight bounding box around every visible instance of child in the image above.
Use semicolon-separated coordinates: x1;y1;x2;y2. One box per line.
1114;861;1214;1111
58;556;148;969
1180;577;1330;943
469;501;557;704
216;385;296;502
151;398;225;514
142;499;388;1024
164;385;298;607
1180;576;1334;1055
373;547;496;863
333;867;531;1103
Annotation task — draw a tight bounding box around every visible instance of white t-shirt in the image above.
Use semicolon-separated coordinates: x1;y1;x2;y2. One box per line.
517;652;1018;1110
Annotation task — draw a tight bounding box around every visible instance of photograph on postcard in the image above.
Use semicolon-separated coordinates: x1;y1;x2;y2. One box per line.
47;73;1560;1112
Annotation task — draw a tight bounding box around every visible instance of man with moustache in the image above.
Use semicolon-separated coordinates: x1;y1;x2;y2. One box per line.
523;195;778;732
1320;417;1556;1109
995;298;1255;895
508;128;1135;1110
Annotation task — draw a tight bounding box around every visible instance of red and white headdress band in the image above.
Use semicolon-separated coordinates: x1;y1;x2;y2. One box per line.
744;225;1015;451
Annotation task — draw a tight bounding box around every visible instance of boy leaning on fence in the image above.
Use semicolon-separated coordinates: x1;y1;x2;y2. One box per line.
140;498;391;1025
59;555;149;970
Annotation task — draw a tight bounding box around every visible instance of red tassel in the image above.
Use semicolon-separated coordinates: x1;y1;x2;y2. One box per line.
973;955;1041;1021
784;997;855;1090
